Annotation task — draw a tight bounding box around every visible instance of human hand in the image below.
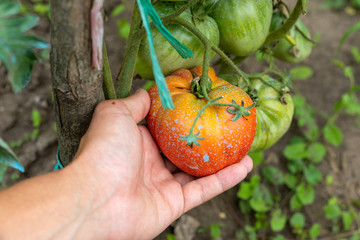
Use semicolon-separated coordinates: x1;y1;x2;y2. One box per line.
70;89;253;240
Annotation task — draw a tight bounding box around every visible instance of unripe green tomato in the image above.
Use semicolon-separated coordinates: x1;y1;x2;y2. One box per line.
270;12;314;63
210;0;273;57
135;2;220;79
248;75;294;153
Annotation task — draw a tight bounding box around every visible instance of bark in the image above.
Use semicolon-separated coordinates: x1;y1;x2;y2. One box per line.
50;0;103;166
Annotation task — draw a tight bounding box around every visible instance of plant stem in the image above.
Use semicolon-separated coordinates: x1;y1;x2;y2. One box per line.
168;17;250;86
116;2;143;99
212;45;250;86
263;0;305;46
102;43;116;100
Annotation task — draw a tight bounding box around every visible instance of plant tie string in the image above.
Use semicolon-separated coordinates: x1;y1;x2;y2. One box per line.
136;0;194;109
53;147;64;171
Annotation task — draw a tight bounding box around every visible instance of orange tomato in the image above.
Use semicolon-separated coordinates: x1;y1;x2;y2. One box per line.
147;66;257;177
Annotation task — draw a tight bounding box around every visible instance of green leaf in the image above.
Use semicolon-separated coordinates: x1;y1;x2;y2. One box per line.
304;164;322;185
33;4;50;17
307;142;327;163
326;174;334;185
287;159;305;174
290;212;305;229
0;164;8;182
284;173;298;190
337;22;360;56
210;224;221;239
238;174;261;199
261;166;284;185
323;123;343;146
111;4;126;17
296;183;315;205
270;209;287;232
249;184;274;212
166;233;177;240
290;66;314;80
324;198;341;220
249;151;263;168
0;1;20;17
32;109;42;127
238;182;255;200
290;195;303;211
270;234;286;240
0;138;24;172
117;20;130;39
351;47;360;63
283;142;308;160
0;1;48;92
309;223;321;239
342;212;353;230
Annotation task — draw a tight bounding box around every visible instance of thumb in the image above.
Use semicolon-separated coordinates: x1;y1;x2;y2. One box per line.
93;89;151;124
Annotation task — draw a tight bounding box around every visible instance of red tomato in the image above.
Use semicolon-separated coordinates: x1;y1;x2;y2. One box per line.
146;66;257;177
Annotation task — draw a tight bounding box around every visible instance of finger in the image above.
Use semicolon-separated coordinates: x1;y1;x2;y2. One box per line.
94;88;151;124
173;172;195;186
182;156;253;213
164;157;181;174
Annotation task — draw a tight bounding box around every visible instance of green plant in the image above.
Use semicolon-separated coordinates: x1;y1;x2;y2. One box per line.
0;0;48;92
198;224;223;240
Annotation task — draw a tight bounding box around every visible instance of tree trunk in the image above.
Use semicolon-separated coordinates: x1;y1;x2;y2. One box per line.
50;0;103;166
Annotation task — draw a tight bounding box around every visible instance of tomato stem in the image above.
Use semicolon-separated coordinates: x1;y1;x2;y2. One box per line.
180;96;222;147
102;42;116;100
167;17;250;87
263;0;306;46
116;2;143;99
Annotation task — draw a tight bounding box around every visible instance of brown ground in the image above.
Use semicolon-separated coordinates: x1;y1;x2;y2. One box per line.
0;0;359;239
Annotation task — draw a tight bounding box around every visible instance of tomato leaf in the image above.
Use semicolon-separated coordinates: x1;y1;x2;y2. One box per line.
307;142;327;163
304;164;322;185
249;184;273;212
283;142;308;160
261;166;285;186
290;212;305;229
309;223;321;239
337;22;360;57
296;183;315;205
323;123;343;146
0;138;24;172
270;209;287;232
290;66;314;80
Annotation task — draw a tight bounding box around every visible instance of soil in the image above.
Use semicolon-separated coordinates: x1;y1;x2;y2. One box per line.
0;1;359;239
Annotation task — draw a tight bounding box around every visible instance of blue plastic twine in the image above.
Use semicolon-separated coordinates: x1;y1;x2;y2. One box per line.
137;0;194;109
54;147;64;171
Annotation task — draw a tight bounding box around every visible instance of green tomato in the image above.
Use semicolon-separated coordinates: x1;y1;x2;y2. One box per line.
210;0;273;57
248;75;294;153
270;12;314;63
219;73;294;153
135;2;220;79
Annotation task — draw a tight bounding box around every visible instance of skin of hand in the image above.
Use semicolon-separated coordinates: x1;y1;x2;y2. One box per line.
0;89;253;240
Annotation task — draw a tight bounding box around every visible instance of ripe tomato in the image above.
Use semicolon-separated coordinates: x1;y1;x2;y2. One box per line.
210;0;273;57
270;12;314;63
135;2;220;79
248;75;294;153
146;66;257;177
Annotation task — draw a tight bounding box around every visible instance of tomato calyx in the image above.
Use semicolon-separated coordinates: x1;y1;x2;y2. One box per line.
227;100;256;121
